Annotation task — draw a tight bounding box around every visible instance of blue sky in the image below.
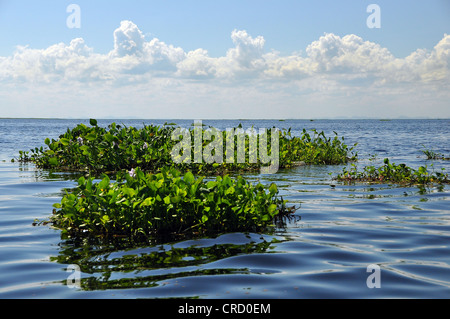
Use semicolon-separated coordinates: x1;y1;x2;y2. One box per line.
0;0;449;119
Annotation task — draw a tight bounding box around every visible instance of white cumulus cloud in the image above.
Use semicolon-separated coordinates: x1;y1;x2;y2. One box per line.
1;21;449;87
0;21;449;119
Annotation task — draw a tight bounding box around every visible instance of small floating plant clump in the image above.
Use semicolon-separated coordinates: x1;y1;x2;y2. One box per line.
421;146;450;160
336;158;449;185
279;128;357;167
47;167;297;240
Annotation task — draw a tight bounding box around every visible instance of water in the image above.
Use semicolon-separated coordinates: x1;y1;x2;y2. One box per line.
0;118;449;299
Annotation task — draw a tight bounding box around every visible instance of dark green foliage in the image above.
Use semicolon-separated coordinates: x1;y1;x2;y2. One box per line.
18;121;177;174
279;128;357;167
48;167;296;240
21;120;357;240
336;158;449;185
17;120;357;175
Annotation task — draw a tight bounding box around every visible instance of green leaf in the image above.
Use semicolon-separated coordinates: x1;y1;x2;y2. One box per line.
155;179;164;189
85;133;97;141
206;181;216;189
48;157;58;166
268;204;277;214
104;133;115;143
141;197;154;207
98;176;110;191
171;195;181;204
225;186;235;195
86;178;93;192
183;171;195;184
133;201;141;209
59;138;70;146
122;188;136;197
136;168;145;180
269;183;278;194
78;176;86;185
163;195;171;205
201;215;209;223
89;119;98;126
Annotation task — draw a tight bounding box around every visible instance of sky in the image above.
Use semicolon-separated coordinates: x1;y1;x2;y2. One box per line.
0;0;449;119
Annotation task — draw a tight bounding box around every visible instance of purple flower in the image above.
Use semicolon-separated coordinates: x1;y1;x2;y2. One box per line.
143;142;148;150
77;137;83;144
128;168;136;178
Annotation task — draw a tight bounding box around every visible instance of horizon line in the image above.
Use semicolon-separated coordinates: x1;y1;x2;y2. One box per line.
1;117;449;121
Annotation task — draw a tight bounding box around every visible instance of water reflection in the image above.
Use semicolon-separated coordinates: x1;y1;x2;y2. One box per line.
16;163;84;182
50;233;284;291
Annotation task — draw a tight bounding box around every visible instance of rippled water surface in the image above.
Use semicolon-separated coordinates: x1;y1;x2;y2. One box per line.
0;118;449;298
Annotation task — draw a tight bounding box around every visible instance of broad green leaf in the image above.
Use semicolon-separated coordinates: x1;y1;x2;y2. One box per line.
122;188;136;197
48;157;58;166
155;179;164;189
171;195;181;204
133;201;141;209
136;168;145;180
98;176;110;191
85;133;97;141
163;195;171;205
59;138;70;146
268;204;277;214
206;181;216;189
86;178;93;192
104;133;115;143
141;197;154;207
183;171;195;184
225;186;235;195
269;183;278;194
223;175;232;185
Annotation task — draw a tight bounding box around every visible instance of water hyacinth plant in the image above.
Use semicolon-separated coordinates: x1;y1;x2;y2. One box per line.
336;158;449;185
421;145;450;160
18;119;177;174
279;128;357;167
16;119;357;176
48;167;297;240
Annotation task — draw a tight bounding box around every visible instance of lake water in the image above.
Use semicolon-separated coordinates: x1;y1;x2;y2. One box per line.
0;118;449;299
